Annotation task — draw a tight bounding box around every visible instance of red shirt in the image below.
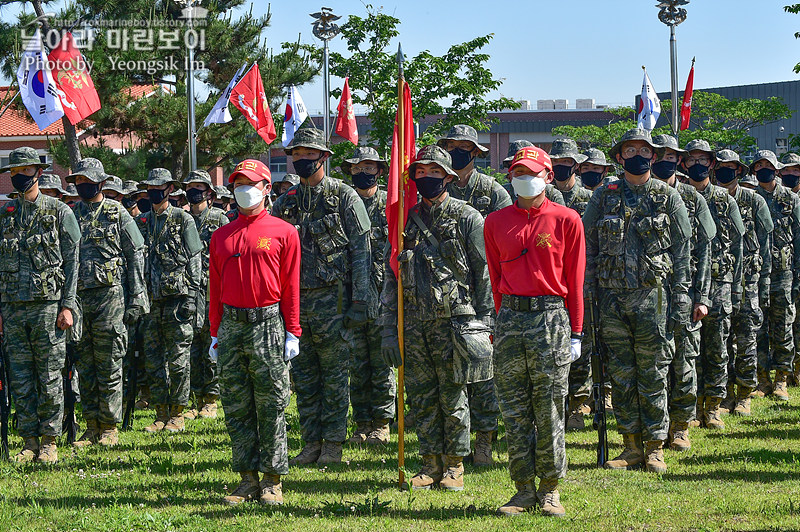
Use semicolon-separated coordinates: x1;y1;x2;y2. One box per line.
209;208;301;337
484;198;585;333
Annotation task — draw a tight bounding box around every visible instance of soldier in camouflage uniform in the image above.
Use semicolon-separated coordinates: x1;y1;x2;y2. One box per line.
63;184;80;209
38;174;67;199
66;159;148;448
754;150;800;401
578;148;617;192
779;153;800;386
438;125;509;465
181;170;228;420
341;147;396;446
213;185;233;212
101;175;126;203
137;168;203;433
272;128;373;465
714;149;772;416
650;135;715;450
681;140;744;431
0;147;81;463
583;129;692;473
502;140;566;206
380;145;493;492
272;174;300;202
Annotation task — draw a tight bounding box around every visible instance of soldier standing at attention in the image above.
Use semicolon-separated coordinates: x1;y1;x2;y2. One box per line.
502;140;566;206
777;153;800;387
341;147;396;446
578;148;616;192
0;147;80;463
583;129;692;474
485;146;585;517
271;128;372;466
38;174;67;199
138;168;203;433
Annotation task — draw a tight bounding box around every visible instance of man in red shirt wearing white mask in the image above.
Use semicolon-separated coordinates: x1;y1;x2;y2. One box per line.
484;146;585;518
208;159;301;507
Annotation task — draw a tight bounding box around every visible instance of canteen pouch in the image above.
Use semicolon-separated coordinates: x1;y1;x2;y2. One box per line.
451;318;493;385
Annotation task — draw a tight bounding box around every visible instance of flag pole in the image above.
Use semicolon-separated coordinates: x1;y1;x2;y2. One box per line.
396;42;406;490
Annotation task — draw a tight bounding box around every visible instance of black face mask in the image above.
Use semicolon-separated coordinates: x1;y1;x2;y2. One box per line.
351;171;378;190
11;173;37;193
169;198;179;207
756;168;776;184
76;182;101;200
186;188;207;205
714;167;738;185
581;171;603;189
148;188;169;205
782;173;800;189
122;197;137;209
448;148;475;171
213;202;225;210
137;198;152;213
294;156;323;179
687;164;710;182
622;155;652;176
553;164;575;182
414;176;447;200
652;160;677;180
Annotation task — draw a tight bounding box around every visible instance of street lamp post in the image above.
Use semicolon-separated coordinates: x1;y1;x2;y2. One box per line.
181;0;199;172
657;1;689;136
311;7;341;174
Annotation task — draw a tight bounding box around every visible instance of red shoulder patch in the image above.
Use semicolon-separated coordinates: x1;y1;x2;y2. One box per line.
608;184;619;190
6;205;15;213
287;189;297;195
139;215;147;223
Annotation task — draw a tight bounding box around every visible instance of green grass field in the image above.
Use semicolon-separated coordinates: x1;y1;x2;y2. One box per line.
1;389;799;532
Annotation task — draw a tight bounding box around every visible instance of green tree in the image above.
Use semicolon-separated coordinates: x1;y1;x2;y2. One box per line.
786;4;800;73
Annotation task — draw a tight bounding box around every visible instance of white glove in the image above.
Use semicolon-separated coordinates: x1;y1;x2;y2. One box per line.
570;338;582;363
284;332;300;363
209;336;218;363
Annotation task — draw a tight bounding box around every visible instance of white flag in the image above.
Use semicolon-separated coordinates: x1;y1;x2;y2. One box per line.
17;28;64;130
281;85;309;147
637;69;661;132
203;62;248;127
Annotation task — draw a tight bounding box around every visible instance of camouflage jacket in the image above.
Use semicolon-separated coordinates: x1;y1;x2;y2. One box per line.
756;184;800;280
560;180;593;217
271;175;372;304
448;170;511;217
503;182;566;206
191;205;229;288
0;193;80;309
358;188;388;320
674;181;715;308
699;184;744;295
733;185;773;300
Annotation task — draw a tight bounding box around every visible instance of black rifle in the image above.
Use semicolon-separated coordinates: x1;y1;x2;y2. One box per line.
0;335;10;460
589;295;608;467
61;343;78;444
122;320;142;431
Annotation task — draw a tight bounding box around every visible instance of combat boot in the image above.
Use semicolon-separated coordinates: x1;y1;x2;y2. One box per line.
566;397;585;431
733;385;753;416
409;454;442;490
349;421;371;444
644;440;666;474
604;433;644;470
497;481;537;516
317;441;343;464
366;420;391;446
164;405;186;433
791;359;800;387
13;437;39;463
259;473;283;505
668;421;691;452
135;385;151;410
537;478;566;517
37;435;58;464
689;396;705;428
73;419;100;448
472;431;494;466
144;404;170;433
289;441;321;466
704;397;726;430
754;370;772;398
97;423;119;447
198;395;218;419
439;455;465;491
222;471;259;506
772;371;790;401
720;384;737;414
182;406;198;420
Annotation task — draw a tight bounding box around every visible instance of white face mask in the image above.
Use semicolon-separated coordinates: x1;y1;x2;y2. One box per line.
234;184;265;209
511;175;546;199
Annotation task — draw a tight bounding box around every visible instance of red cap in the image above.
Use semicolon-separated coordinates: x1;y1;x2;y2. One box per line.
509;146;552;175
228;159;272;184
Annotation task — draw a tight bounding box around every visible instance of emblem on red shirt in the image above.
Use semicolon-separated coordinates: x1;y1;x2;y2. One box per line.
256;236;272;250
536;233;553;248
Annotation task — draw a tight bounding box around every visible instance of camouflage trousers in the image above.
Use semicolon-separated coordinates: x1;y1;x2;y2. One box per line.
123;317;146;402
757;270;795;373
190;307;219;400
467;379;500;433
350;319;396;423
569;303;592;405
218;304;289;475
293;286;351;444
698;282;733;399
2;301;66;438
143;297;194;406
727;281;762;390
599;287;672;441
669;320;700;423
404;317;470;457
75;286;127;425
494;303;569;483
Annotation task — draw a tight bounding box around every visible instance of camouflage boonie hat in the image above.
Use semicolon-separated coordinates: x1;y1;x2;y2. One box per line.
139;168;181;188
102;175;126;195
182;169;213;188
285;128;332;155
170;189;186;198
66;157;106;183
274;174;299;187
549;139;588;164
740;173;758;186
608;128;661;160
123;180;144;196
715;149;748;173
64;184;79;197
0;147;49;172
408;145;457;178
38;174;67;195
653;134;687;154
436;124;489;154
780;152;800;169
503;140;534;168
214;185;233;200
341;146;388;175
579;148;614;169
684;139;715;155
749;150;783;172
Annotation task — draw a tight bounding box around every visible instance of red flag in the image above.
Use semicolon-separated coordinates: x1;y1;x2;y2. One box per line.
680;61;695;131
231;63;277;145
386;81;416;277
48;32;100;124
334;77;358;144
